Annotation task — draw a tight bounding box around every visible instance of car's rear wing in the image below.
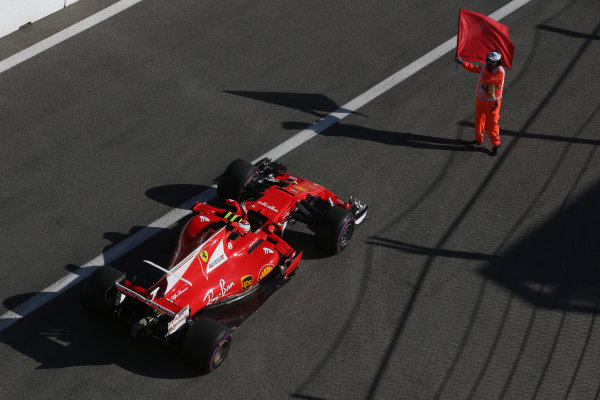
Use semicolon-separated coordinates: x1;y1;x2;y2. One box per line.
113;259;194;328
115;280;191;337
112;259;193;319
115;281;178;317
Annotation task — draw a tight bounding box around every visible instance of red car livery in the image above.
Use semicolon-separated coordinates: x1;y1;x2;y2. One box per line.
82;158;368;373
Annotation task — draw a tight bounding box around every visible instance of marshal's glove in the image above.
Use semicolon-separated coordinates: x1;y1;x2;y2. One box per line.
455;56;464;65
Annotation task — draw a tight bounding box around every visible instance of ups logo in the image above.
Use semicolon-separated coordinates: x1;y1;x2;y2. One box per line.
241;275;253;290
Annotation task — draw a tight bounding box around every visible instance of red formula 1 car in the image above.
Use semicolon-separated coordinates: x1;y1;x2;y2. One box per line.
81;158;367;372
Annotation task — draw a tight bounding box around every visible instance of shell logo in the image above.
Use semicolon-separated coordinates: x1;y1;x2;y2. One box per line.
199;250;209;263
258;264;274;281
294;185;307;192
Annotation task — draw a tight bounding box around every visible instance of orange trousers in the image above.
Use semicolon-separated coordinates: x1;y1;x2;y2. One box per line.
474;97;501;146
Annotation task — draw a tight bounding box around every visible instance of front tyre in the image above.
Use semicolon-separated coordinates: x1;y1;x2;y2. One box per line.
315;206;355;255
183;317;232;373
81;265;126;316
217;159;259;202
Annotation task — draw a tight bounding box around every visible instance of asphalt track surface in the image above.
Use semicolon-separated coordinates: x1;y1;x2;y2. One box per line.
1;0;600;399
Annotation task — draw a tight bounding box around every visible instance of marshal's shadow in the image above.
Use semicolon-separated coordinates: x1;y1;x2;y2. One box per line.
284;121;484;153
223;90;367;119
224;90;487;153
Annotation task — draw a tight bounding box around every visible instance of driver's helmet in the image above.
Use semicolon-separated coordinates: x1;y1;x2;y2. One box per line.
238;219;250;233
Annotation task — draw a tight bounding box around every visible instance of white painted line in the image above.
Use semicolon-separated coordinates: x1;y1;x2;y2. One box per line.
0;0;143;74
256;36;459;162
489;0;533;20
0;0;532;331
257;0;534;162
0;187;216;331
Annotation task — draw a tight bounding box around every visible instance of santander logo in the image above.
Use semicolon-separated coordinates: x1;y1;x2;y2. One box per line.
257;201;279;213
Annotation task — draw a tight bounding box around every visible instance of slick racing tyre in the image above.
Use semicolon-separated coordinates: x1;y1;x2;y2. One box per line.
315;206;355;255
81;265;126;316
217;159;259;202
183;317;232;373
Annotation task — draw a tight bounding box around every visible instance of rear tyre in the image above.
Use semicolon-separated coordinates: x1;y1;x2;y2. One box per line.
315;206;355;255
183;317;232;373
217;159;259;202
81;265;126;316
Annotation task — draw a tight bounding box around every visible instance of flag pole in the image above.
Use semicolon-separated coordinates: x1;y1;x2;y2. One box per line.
455;9;461;72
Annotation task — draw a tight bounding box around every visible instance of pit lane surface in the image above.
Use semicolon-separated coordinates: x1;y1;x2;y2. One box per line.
1;0;600;398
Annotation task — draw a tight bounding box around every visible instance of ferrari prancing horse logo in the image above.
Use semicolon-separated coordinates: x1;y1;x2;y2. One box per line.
200;250;209;263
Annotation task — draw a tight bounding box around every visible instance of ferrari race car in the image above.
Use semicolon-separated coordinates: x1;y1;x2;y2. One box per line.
81;158;367;373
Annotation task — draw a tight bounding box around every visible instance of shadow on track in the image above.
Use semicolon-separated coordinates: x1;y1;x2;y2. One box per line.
288;8;600;400
0;261;199;379
225;90;496;154
480;181;600;313
223;91;367;118
369;178;600;313
283;120;489;154
0;180;333;378
458;121;600;146
537;24;600;40
146;184;213;208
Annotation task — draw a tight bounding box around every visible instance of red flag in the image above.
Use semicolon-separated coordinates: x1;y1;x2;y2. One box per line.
456;9;515;69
